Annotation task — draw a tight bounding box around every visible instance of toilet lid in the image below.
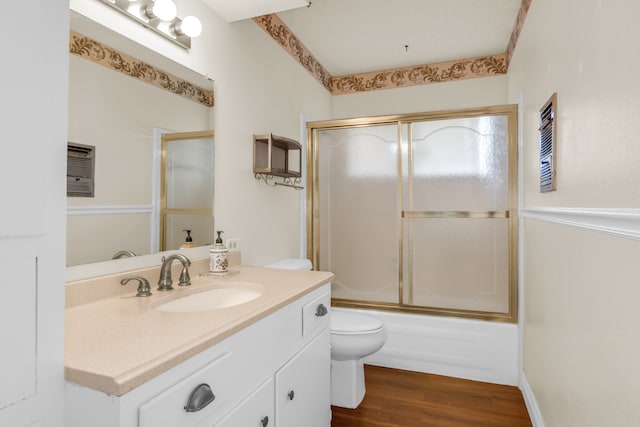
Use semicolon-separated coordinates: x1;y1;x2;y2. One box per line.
331;311;383;333
265;258;312;270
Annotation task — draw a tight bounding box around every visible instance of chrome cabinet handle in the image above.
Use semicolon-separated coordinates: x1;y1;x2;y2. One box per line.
261;416;269;426
184;383;215;413
288;390;295;400
315;303;328;317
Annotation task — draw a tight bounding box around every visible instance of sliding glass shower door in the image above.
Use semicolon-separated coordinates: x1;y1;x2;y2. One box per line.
308;106;518;322
160;130;214;251
315;124;401;304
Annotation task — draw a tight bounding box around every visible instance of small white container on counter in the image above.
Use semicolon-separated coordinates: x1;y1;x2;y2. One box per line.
209;231;229;274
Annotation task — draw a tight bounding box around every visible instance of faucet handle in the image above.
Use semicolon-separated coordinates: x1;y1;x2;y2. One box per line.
121;276;152;297
178;265;191;286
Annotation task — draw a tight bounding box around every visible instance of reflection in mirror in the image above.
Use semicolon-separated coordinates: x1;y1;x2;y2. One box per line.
67;12;214;267
161;131;215;250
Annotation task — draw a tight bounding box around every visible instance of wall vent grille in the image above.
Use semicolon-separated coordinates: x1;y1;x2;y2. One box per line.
539;93;557;192
67;142;95;197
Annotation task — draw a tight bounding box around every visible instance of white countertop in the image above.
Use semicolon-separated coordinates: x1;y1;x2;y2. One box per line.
64;264;333;396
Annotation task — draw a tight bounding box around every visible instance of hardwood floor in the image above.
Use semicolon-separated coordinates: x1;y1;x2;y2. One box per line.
331;365;532;427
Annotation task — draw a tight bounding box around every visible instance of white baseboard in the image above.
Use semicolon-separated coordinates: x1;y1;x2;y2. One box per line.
337;308;520;386
520;371;545;427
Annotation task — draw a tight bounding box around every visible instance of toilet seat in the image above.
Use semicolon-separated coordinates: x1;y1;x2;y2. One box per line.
331;311;383;334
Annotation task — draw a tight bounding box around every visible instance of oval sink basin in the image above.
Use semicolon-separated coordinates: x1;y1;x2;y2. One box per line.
153;282;263;313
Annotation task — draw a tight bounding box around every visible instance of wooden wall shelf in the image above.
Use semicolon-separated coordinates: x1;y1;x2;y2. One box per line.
253;134;302;178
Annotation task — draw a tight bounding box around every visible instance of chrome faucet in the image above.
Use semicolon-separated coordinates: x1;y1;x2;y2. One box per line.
112;250;137;259
157;254;191;291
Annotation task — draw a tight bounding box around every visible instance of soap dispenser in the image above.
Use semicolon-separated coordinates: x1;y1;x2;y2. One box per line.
209;230;229;274
180;229;195;249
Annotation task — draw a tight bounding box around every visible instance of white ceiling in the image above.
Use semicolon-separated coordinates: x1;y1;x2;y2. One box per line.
205;0;522;77
201;0;309;22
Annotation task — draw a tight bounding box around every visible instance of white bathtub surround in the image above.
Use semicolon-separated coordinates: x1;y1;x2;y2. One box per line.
342;308;520;387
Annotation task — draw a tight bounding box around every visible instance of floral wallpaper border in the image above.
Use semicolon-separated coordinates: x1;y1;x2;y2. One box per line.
69;31;214;107
253;0;531;95
330;54;508;95
506;0;532;66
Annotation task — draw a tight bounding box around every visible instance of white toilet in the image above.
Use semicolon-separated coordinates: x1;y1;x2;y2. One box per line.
266;259;387;409
330;309;386;408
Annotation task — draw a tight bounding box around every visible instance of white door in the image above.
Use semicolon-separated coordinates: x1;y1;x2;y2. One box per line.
0;1;67;426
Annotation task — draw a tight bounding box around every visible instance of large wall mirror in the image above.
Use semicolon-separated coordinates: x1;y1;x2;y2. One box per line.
67;11;215;267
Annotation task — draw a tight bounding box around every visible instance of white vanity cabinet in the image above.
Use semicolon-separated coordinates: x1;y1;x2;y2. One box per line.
65;284;331;427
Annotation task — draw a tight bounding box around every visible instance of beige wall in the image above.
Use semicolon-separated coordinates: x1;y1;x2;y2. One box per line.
208;18;332;266
522;220;640;426
509;2;640;208
508;1;640;425
70;0;332;267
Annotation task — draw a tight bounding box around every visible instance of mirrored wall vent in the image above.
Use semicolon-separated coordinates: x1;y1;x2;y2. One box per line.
539;93;557;192
67;142;95;197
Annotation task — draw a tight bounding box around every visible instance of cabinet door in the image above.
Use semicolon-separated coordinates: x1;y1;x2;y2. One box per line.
214;377;274;427
0;252;37;417
275;329;330;427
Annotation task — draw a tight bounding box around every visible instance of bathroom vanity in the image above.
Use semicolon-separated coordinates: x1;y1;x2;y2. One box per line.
64;259;333;427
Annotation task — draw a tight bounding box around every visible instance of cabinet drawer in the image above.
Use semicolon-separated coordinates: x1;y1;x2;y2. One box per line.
139;352;234;427
302;290;330;338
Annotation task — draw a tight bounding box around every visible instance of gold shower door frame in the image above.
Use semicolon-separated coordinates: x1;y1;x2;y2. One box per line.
306;105;518;323
160;130;214;251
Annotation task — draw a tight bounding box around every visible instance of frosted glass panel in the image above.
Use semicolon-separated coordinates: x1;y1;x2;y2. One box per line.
318;126;399;303
405;218;510;313
166;137;214;210
410;115;508;211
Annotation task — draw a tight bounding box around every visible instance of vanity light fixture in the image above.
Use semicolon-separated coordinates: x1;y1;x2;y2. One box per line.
98;0;202;49
146;0;177;21
175;15;203;38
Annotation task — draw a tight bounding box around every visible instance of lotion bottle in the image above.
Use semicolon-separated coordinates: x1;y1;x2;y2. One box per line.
209;230;229;274
179;229;195;249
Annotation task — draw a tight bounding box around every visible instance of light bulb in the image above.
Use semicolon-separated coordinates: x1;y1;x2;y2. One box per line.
178;16;202;38
152;0;176;21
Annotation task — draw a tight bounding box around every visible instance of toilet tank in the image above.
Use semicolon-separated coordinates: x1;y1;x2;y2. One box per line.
266;258;312;271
